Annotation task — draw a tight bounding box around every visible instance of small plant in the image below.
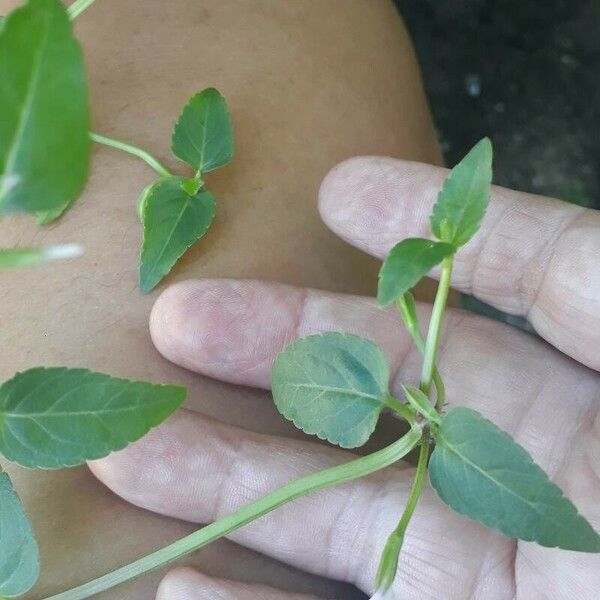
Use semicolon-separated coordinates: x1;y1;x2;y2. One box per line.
1;2;598;599
0;0;233;291
0;0;231;596
31;140;599;600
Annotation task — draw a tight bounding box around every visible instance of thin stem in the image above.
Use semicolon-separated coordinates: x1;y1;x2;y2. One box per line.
67;0;98;20
384;394;416;425
395;295;445;408
420;257;453;401
374;262;455;593
90;132;171;178
44;426;422;600
375;434;430;591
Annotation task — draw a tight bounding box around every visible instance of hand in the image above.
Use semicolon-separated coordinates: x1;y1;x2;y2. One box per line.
91;156;600;599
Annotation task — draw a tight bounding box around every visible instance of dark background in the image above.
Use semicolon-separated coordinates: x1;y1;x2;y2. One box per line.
394;0;599;209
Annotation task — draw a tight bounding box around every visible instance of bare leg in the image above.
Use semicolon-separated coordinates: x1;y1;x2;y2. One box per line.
0;0;440;597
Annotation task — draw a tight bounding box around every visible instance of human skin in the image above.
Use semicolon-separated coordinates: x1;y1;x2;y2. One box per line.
93;162;600;599
0;0;440;598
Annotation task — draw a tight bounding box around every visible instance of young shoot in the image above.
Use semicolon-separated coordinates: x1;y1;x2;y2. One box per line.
35;139;599;600
0;1;598;598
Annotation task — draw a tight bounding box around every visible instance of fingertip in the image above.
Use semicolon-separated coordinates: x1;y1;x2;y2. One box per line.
318;155;442;257
150;279;303;386
150;280;206;367
157;567;209;599
89;415;183;513
317;156;389;244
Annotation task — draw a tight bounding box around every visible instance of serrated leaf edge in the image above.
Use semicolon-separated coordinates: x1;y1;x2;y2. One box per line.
0;367;187;469
430;407;600;551
272;332;388;449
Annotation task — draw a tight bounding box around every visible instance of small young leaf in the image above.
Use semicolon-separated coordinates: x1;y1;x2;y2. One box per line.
0;367;186;469
139;177;216;293
429;407;600;552
0;0;90;216
0;471;39;597
0;244;82;268
402;385;440;425
171;88;233;174
272;332;390;448
377;238;455;306
430;138;493;247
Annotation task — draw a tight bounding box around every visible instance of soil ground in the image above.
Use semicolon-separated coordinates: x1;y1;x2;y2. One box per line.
395;0;599;209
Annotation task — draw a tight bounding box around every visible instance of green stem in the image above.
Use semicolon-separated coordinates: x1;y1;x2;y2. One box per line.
375;435;430;591
67;0;98;20
384;394;416;425
44;426;422;600
395;295;445;408
375;260;454;593
420;257;453;403
90;132;172;178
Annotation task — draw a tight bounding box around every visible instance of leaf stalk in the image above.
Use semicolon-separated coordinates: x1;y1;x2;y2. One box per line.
43;426;422;600
420;257;453;405
90;133;172;178
374;434;430;591
375;256;454;593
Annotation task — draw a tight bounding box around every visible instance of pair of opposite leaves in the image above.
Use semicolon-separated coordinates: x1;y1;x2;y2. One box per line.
0;0;233;292
271;139;600;554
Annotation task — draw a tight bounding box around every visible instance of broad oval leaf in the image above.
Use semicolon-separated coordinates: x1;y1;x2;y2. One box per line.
0;368;186;469
430;137;493;247
140;177;216;293
0;0;90;215
171;88;233;174
377;238;455;306
429;407;600;552
0;471;39;598
272;332;390;448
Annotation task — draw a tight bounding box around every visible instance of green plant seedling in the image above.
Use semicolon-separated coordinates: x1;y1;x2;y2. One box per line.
1;1;597;598
42;139;598;600
138;88;233;293
86;89;234;294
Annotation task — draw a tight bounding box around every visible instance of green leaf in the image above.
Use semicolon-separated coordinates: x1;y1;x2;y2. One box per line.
429;407;600;552
0;244;81;268
402;385;440;425
0;0;90;216
0;471;39;598
0;367;186;469
139;177;216;293
171;88;233;174
377;238;455;306
136;180;158;223
37;203;68;225
271;332;390;448
430;138;493;247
